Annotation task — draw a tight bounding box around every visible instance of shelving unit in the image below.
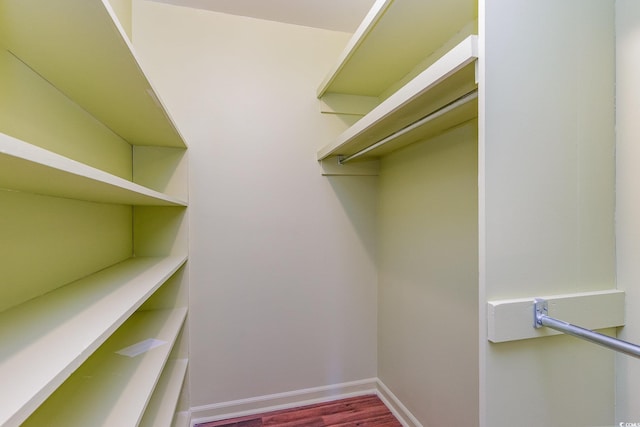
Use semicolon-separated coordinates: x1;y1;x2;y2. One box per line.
21;308;188;426
317;0;477;98
317;35;478;161
139;358;189;427
0;0;185;148
316;0;478;163
0;256;187;427
0;0;189;426
0;132;186;206
316;1;481;426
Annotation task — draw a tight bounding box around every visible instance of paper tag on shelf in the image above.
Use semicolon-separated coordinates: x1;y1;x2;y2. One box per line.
116;338;168;357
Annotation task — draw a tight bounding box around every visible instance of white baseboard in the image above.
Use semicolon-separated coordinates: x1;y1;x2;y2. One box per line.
189;377;422;427
189;378;378;426
374;379;424;427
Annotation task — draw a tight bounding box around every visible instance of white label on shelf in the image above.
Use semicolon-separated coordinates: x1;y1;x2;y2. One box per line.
116;338;168;357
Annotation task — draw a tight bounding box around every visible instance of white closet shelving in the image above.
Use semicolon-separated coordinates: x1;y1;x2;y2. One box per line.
140;358;189;427
0;0;185;148
317;0;478;162
317;0;480;425
0;0;189;426
317;36;478;160
0;132;186;206
317;0;477;98
0;256;187;427
21;308;188;426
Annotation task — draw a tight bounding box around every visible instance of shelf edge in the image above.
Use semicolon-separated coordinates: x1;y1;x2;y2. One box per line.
316;0;394;98
99;0;188;149
0;131;187;206
20;307;188;427
317;35;479;161
139;358;189;427
0;255;187;427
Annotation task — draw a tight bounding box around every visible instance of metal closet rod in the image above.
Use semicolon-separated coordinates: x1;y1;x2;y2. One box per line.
338;89;479;165
534;298;640;359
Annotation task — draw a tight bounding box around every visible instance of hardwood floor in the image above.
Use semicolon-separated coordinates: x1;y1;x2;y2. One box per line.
196;395;402;427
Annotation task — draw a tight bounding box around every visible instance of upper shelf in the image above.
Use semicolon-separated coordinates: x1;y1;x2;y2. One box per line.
317;0;477;98
0;255;187;427
0;132;187;206
317;36;478;161
0;0;185;148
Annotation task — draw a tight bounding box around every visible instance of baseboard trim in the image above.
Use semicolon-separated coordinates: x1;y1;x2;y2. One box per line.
374;379;424;427
189;378;378;426
188;378;422;427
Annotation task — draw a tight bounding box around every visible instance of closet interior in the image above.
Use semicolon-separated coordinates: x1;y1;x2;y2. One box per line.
0;0;624;426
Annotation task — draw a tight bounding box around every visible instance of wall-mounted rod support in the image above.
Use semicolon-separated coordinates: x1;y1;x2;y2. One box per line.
533;298;640;359
338;89;478;165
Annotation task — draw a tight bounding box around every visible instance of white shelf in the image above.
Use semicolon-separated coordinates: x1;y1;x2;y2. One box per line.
0;132;187;206
0;0;185;148
139;358;189;427
0;255;187;427
317;36;478;161
317;0;477;98
22;308;188;427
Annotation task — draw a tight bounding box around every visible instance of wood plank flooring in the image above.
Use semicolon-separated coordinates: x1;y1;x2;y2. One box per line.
197;395;402;427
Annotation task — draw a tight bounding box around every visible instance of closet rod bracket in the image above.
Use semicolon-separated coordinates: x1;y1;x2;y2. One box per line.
533;297;640;359
533;298;548;328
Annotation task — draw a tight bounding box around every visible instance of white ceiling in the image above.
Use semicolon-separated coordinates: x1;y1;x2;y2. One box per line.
148;0;376;33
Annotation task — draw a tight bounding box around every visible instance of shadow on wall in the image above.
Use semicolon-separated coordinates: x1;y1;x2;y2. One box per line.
325;174;378;265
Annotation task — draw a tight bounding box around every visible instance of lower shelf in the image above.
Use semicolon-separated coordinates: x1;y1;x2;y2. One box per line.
140;358;189;427
22;307;188;426
0;255;187;427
